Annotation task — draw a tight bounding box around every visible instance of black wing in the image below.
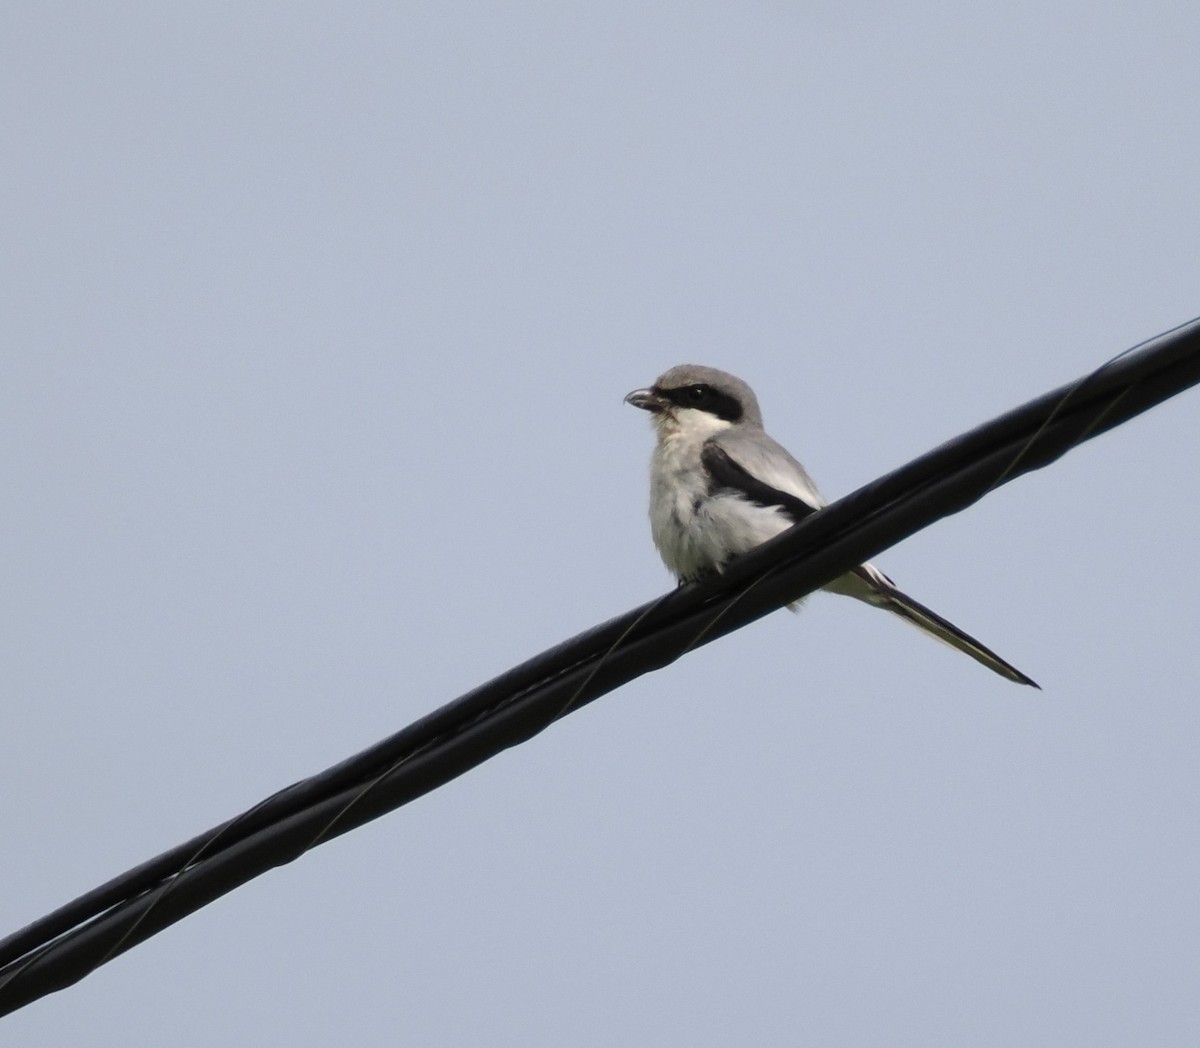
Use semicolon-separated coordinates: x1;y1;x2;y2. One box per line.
700;441;818;526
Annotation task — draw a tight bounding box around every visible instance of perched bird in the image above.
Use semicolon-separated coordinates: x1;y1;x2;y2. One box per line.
625;365;1037;687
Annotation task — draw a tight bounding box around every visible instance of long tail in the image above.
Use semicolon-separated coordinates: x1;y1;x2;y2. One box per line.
834;566;1040;688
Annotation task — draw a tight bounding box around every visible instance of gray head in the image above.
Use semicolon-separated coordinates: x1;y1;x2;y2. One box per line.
624;365;764;429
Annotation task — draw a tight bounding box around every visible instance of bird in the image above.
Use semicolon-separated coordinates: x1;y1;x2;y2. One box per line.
624;364;1038;687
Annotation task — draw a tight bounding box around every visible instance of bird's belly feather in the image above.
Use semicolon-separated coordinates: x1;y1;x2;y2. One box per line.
648;439;793;583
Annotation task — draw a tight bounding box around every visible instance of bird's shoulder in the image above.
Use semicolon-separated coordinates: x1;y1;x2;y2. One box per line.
701;428;826;515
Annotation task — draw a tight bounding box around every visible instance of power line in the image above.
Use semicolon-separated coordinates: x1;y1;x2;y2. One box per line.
2;316;1198;1017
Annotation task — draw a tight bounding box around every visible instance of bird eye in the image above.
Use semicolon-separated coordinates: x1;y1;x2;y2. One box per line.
687;385;706;402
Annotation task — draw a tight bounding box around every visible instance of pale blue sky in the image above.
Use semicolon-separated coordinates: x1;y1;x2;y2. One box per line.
3;4;1199;1044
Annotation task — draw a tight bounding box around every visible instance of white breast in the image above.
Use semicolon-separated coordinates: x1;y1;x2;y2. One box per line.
647;425;793;583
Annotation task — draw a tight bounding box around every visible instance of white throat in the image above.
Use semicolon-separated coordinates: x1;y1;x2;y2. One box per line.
654;406;735;443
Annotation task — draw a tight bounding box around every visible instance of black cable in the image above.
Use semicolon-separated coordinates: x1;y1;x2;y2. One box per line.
2;316;1197;1017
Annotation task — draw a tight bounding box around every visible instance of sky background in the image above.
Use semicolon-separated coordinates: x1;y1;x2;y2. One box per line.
3;3;1200;1044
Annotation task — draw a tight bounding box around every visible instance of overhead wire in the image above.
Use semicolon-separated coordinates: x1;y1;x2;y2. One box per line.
1;315;1198;1017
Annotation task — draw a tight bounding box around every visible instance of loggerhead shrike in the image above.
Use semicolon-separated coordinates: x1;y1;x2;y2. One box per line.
625;365;1037;687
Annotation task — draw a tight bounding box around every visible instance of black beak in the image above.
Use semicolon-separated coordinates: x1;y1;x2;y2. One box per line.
624;387;665;412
